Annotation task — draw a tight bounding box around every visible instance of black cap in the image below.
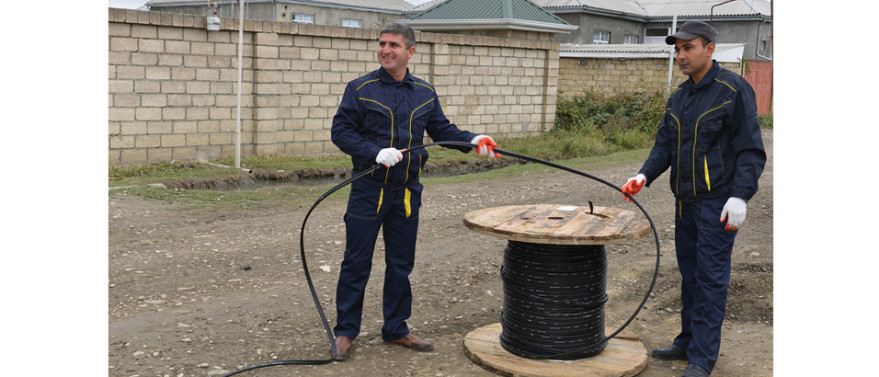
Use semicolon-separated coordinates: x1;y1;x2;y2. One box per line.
666;21;717;45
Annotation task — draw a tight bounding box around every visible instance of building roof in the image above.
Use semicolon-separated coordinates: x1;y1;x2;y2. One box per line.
560;42;746;62
404;0;577;34
408;0;771;18
539;0;648;17
404;0;448;13
147;0;415;13
635;0;770;18
409;0;568;24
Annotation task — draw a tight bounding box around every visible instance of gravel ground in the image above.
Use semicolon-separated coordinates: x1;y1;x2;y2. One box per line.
109;130;773;377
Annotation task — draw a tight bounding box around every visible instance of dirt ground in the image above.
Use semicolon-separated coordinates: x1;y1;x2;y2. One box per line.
108;130;773;377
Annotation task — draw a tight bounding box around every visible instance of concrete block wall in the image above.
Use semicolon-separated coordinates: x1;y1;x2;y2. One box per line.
108;8;560;164
558;57;743;98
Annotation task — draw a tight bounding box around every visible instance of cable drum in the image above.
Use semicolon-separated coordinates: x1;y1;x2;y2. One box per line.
499;241;610;360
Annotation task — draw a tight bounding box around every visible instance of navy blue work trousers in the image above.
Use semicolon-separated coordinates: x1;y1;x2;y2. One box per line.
334;179;422;342
672;197;737;373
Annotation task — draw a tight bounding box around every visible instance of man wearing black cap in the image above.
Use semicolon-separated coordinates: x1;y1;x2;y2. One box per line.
619;21;766;377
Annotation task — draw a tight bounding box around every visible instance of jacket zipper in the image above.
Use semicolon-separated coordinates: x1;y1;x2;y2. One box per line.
691;101;730;195
404;98;435;184
358;97;394;183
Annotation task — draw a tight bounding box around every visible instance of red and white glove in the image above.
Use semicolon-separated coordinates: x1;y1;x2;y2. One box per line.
375;147;403;167
720;197;747;231
471;135;501;158
621;174;646;202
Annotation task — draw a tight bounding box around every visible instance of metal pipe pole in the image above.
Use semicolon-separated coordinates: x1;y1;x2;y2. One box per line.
710;0;736;26
235;0;244;168
666;15;677;93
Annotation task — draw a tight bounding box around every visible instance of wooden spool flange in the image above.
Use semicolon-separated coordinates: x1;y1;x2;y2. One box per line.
462;204;652;377
464;323;648;377
463;204;651;245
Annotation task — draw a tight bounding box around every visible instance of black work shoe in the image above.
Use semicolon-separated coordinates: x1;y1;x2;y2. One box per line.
682;363;710;377
651;344;687;360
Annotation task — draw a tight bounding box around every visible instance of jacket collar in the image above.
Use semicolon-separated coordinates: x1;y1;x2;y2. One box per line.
684;60;720;90
377;67;414;85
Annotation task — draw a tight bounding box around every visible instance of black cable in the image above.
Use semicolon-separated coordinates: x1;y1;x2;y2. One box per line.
221;141;661;376
219;168;378;377
500;242;609;359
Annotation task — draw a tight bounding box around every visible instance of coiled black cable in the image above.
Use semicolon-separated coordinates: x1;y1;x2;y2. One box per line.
221;141;661;376
500;242;609;359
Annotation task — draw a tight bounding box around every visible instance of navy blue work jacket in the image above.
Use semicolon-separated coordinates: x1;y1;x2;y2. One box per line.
331;67;477;186
639;61;766;201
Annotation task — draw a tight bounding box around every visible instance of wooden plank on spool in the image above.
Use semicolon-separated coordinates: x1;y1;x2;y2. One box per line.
488;206;555;236
592;211;637;241
620;216;652;239
464;205;534;230
463;323;648;377
551;211;605;239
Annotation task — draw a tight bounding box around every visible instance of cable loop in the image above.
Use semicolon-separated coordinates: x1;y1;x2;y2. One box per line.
221;141;661;376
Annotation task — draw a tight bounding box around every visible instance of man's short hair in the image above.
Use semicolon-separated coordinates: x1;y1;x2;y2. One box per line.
697;37;710;48
380;22;416;49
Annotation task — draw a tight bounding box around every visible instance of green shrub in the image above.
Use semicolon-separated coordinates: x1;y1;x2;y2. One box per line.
758;112;773;128
553;90;666;157
556;90;665;133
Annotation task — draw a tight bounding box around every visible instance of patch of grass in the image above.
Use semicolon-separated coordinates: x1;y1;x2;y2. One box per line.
758;112;773;128
109;161;251;187
112;180;350;213
216;154;352;171
110;89;666;212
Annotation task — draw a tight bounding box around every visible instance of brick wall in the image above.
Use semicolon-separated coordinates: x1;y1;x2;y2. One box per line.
558;57;743;98
108;8;560;164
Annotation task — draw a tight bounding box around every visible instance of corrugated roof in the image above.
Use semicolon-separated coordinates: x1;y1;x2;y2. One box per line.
409;0;569;25
407;0;771;18
404;0;449;13
636;0;769;18
148;0;414;12
540;0;647;16
560;42;745;61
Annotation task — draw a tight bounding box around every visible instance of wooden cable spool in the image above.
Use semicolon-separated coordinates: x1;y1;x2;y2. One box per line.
462;204;652;377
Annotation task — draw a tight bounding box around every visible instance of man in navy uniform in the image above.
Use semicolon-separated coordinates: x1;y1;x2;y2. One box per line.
620;21;766;377
330;22;500;360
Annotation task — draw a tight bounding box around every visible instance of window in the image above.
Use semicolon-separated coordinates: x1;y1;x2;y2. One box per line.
292;14;313;24
342;18;361;28
623;35;639;44
645;28;668;37
645;27;669;44
593;30;610;44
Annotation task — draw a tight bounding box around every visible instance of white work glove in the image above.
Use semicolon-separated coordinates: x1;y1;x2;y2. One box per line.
375;147;403;167
470;135;500;158
720;197;747;231
621;174;646;202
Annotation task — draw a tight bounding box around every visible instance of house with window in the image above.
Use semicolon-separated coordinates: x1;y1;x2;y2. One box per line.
145;0;414;30
400;0;577;39
139;0;771;111
407;0;771;61
145;0;770;61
